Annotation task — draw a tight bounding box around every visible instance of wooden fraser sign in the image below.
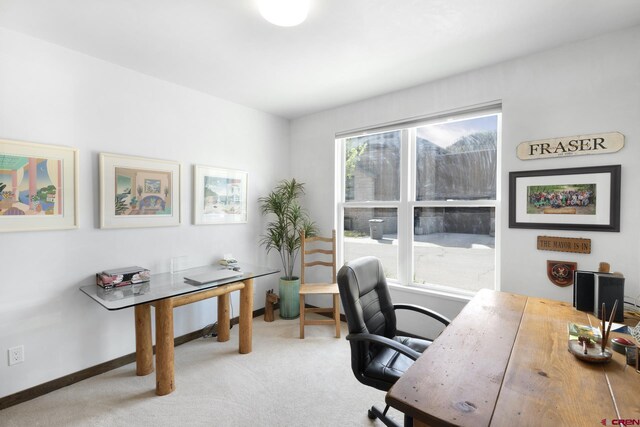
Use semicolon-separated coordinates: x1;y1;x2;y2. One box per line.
516;132;624;160
537;236;591;254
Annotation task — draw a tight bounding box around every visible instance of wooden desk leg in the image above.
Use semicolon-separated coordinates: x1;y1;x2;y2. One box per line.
134;304;154;376
333;294;340;338
155;299;175;396
217;292;230;342
239;279;253;354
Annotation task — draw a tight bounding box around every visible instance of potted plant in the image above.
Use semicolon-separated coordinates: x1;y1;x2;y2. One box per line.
259;179;316;319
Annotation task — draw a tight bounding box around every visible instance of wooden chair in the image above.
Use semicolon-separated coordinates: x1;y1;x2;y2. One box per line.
299;230;341;339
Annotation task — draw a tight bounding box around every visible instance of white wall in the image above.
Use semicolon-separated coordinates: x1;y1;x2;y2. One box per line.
0;28;289;398
291;26;640;332
2;23;639;400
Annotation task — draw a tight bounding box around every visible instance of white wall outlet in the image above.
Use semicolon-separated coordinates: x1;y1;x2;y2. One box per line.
8;345;24;366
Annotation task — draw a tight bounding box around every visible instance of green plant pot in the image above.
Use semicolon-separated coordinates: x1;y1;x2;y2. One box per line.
279;277;300;319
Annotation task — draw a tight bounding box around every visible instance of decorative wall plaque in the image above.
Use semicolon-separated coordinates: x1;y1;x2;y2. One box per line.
537;236;591;254
547;260;577;287
516;132;624;160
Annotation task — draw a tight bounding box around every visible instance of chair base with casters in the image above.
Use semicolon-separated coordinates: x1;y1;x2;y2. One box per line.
299;283;340;339
337;256;451;427
368;405;413;427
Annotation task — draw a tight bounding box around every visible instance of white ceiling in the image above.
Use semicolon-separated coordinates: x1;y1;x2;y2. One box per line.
1;0;639;119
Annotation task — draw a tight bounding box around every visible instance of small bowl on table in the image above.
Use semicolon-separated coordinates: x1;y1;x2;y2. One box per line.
611;337;635;355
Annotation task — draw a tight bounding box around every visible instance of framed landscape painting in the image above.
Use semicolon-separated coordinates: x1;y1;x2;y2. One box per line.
0;138;79;232
193;165;248;225
509;165;620;231
100;153;181;228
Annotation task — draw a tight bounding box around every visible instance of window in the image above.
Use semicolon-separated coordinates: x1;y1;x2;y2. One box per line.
337;108;500;294
343;130;400;279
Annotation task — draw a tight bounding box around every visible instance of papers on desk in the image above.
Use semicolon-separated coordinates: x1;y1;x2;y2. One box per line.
605;320;630;335
568;320;630;342
568;322;601;342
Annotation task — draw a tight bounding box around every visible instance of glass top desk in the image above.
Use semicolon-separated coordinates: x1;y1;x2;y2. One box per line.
80;264;279;396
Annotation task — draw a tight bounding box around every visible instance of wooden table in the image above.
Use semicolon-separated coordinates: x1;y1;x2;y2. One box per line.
386;289;640;426
80;264;278;396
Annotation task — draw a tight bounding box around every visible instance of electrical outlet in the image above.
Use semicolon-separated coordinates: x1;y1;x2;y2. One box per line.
8;345;24;366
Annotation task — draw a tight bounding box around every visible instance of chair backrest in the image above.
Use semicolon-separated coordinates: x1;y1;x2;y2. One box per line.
300;230;336;284
337;256;397;377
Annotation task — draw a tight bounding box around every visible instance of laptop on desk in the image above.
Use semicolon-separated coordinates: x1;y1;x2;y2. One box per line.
184;268;243;285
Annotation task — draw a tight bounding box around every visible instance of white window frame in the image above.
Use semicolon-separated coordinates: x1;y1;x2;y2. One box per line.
336;105;501;297
336;128;406;283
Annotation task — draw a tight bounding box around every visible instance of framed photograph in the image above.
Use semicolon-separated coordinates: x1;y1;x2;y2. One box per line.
99;153;181;229
509;165;620;232
0;138;79;232
193;165;248;225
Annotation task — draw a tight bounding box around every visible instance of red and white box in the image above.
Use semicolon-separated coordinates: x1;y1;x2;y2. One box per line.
96;266;151;289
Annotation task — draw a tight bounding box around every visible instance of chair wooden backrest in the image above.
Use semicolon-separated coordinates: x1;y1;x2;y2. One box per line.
300;230;336;284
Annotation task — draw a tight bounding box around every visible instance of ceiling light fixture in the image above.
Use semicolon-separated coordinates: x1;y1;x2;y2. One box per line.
257;0;310;27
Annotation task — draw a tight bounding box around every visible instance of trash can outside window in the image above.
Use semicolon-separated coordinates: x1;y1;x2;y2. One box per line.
369;219;384;239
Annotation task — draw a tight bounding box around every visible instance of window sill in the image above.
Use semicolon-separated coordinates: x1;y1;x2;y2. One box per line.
387;281;475;303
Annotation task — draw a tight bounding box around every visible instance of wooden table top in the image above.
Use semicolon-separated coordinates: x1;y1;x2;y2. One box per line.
386;289;640;426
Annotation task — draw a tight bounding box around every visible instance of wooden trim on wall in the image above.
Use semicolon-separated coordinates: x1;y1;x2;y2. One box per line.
0;307;266;411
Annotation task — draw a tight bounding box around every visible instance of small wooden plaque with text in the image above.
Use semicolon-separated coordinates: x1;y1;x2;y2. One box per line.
537;236;591;254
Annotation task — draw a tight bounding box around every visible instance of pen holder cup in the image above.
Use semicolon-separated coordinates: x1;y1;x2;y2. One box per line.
626;346;638;369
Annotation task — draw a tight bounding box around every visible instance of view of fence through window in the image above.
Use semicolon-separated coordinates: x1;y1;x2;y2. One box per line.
339;111;499;293
345;131;400;202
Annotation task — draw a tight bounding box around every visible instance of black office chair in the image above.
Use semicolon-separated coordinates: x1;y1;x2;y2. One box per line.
337;256;451;427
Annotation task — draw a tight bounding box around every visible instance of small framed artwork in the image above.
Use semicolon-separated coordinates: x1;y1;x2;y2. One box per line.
0;138;79;232
99;153;181;229
509;165;620;232
193;165;248;225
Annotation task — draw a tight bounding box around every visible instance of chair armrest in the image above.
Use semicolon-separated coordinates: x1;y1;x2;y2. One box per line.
346;333;421;361
393;303;451;327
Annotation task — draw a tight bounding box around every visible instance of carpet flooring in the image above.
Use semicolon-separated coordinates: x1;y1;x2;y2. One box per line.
0;313;403;426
